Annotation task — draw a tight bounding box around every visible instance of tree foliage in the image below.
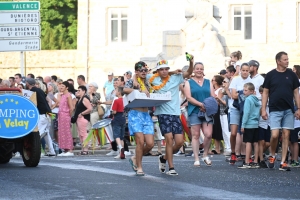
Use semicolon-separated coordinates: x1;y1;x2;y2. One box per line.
0;0;78;50
40;0;77;50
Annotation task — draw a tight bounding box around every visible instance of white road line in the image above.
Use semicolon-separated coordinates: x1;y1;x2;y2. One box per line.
9;160;292;200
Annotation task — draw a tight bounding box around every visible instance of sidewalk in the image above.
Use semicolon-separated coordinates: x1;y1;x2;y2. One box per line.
73;144;194;155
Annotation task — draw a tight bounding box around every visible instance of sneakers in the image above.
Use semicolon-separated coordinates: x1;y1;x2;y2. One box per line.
230;154;237;164
194;160;200;167
174;150;185;156
279;162;291;171
267;156;276;169
166;169;178;176
124;151;131;156
185;151;193;157
57;152;65;157
106;150;118;156
199;148;204;154
259;161;268;168
290;160;300;168
14;152;21;157
120;148;125;159
62;152;74;157
238;163;251;169
114;154;120;159
158;155;166;173
202;156;212;166
251;163;260;169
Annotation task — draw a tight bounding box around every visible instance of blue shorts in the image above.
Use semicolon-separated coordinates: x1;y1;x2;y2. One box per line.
158;114;183;135
269;109;294;130
128;110;154;135
230;108;240;125
258;126;271;142
230;109;242;134
188;113;213;126
112;124;125;140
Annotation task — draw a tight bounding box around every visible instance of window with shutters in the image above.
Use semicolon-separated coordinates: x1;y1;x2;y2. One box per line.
232;5;252;40
108;8;128;43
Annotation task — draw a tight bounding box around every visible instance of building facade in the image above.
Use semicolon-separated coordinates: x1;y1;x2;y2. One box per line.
0;0;299;91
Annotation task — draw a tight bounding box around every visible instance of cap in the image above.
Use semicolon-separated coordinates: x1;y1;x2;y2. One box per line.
26;78;36;85
107;72;113;76
152;60;169;71
126;71;132;75
219;69;226;75
248;60;260;68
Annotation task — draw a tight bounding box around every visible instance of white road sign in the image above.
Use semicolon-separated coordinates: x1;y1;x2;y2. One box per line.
0;25;40;38
0;12;40;24
0;39;40;52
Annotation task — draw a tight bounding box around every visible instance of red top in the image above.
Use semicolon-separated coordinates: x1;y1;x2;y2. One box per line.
112;98;124;112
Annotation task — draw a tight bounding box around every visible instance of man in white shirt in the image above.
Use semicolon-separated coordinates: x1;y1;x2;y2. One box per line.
249;60;264;100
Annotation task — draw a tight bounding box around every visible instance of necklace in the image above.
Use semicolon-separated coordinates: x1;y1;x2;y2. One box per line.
194;78;203;83
149;74;170;91
137;77;152;93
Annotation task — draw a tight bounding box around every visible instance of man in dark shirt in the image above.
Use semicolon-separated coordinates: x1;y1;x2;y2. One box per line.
26;78;55;156
261;52;300;171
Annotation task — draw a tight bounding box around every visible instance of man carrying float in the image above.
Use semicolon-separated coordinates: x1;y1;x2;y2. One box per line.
124;61;155;176
147;56;194;176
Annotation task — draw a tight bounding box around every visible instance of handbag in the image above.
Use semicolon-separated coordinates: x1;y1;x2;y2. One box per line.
71;98;81;124
97;104;105;118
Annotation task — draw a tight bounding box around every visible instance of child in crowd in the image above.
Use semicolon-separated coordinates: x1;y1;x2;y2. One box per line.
258;85;270;168
111;87;126;159
239;83;261;169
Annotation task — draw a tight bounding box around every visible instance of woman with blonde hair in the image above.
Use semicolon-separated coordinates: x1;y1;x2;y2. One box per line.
184;62;215;167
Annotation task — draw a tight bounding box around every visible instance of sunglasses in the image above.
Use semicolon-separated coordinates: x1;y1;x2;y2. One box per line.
158;67;170;71
139;69;148;73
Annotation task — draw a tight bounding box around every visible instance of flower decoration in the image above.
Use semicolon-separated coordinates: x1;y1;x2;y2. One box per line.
157;60;168;66
149;73;170;91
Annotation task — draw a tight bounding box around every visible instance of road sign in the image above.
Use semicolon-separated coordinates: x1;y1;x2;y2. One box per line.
0;12;40;24
0;39;40;52
0;25;40;38
0;1;40;11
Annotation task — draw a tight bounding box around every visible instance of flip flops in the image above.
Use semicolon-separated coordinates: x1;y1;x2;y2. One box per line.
129;158;137;172
136;171;145;176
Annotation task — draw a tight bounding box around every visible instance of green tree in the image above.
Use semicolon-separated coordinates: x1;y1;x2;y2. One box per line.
40;0;77;50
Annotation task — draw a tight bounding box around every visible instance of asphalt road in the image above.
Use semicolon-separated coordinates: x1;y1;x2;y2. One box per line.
1;154;300;200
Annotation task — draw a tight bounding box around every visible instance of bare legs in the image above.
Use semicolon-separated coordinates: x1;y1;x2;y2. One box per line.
191;123;212;161
163;133;184;169
133;133;154;172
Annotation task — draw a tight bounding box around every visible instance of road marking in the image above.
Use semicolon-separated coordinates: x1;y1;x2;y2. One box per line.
93;161;121;163
9;160;292;200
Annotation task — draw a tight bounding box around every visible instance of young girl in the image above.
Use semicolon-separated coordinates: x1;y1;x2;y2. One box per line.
230;51;242;76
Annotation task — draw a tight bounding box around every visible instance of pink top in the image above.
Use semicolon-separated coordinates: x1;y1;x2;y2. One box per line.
59;93;71;113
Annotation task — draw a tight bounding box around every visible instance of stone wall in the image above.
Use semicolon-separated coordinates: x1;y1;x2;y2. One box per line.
0;50;78;80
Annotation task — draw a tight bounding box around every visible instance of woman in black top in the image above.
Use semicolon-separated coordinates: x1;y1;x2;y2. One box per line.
75;86;92;155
